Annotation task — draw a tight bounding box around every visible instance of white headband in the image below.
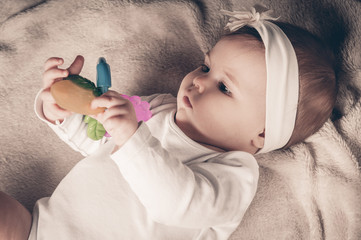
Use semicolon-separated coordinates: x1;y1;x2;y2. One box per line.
221;6;299;153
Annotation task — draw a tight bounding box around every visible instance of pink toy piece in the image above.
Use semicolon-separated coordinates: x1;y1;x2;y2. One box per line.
121;94;152;122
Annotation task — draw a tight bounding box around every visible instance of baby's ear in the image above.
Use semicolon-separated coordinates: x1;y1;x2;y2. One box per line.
251;129;265;149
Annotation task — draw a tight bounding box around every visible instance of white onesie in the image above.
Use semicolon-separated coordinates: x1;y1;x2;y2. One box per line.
29;93;259;240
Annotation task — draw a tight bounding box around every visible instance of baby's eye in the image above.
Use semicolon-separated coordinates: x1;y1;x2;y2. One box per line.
201;64;210;73
218;82;231;96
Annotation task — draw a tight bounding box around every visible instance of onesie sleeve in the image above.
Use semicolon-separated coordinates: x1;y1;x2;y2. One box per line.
34;89;108;156
34;91;173;156
111;123;259;228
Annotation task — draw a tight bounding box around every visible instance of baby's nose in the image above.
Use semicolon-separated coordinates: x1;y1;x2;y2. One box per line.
192;76;206;93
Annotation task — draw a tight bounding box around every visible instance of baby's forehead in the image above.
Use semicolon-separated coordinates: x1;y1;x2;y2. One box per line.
207;35;265;61
208;34;265;57
214;34;265;52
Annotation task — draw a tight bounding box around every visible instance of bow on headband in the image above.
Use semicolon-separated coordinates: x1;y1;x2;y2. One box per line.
221;7;279;31
221;6;299;154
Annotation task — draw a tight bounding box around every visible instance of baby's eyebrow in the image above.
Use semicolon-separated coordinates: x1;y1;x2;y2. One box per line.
205;51;211;59
225;70;237;87
205;51;238;87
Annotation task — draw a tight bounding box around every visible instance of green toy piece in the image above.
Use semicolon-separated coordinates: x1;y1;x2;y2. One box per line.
66;75;103;97
83;115;106;141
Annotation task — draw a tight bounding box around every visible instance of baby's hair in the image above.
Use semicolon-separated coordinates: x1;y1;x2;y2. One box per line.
224;22;337;149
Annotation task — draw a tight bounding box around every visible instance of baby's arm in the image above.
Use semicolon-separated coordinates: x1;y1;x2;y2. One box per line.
111;125;259;229
88;92;258;227
89;93;258;228
85;90;258;228
36;56;108;156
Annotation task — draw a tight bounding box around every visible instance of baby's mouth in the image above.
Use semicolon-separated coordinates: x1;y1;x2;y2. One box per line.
183;96;193;108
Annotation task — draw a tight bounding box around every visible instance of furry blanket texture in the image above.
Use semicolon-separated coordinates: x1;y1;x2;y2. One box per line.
1;0;360;239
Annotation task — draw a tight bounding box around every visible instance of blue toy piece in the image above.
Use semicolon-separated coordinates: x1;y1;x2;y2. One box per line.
96;57;112;94
84;57;112;140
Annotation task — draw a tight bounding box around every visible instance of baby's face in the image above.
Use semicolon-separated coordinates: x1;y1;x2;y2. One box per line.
176;35;267;153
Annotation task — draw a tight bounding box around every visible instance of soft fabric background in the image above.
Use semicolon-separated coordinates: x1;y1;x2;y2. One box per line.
0;0;360;239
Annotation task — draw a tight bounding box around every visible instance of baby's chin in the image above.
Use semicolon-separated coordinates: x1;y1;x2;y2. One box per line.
176;95;183;108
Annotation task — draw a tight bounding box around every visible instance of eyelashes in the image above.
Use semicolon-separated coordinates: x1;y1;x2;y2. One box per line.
218;82;231;96
200;64;232;96
201;64;210;73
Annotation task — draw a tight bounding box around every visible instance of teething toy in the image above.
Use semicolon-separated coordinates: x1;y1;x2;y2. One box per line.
50;57;152;141
50;75;106;115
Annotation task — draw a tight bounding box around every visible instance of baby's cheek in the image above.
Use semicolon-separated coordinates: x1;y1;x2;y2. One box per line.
194;101;220;128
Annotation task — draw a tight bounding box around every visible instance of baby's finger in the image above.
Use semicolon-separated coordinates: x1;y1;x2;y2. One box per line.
44;104;72;122
91;93;128;110
40;90;56;103
98;105;133;123
51;103;72;117
42;98;72;120
42;68;69;89
101;90;123;98
44;57;64;72
67;55;84;75
41;90;72;115
98;90;127;101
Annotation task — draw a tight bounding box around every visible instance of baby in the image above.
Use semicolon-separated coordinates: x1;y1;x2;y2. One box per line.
0;6;336;240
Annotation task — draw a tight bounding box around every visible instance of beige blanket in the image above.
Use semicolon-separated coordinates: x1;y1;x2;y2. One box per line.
1;0;360;239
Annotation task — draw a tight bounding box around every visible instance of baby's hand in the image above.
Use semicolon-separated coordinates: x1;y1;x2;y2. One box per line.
90;91;139;148
40;56;84;123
